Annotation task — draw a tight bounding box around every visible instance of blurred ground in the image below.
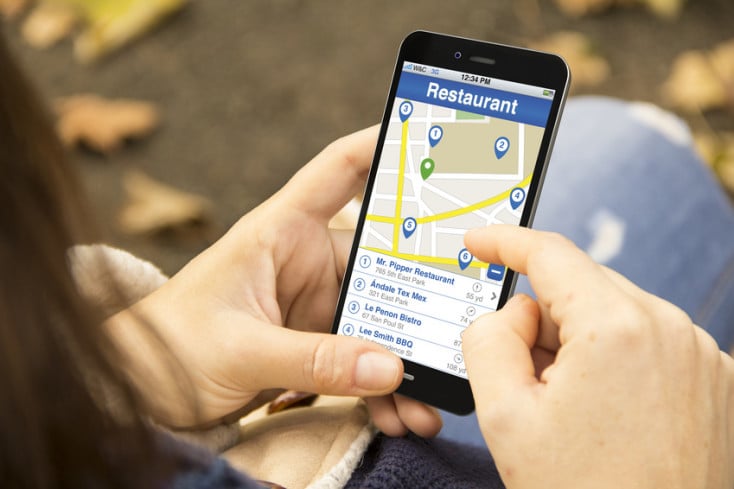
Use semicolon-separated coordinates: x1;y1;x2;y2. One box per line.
4;0;734;274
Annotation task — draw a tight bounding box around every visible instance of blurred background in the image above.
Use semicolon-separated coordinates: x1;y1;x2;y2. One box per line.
2;0;733;275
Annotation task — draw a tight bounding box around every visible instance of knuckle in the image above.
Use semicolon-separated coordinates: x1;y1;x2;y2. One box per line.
462;317;486;344
527;232;579;270
322;135;355;167
305;340;345;391
721;350;734;380
694;326;722;363
320;136;363;182
601;301;651;347
655;301;693;332
690;328;727;390
543;231;574;248
477;401;519;438
538;232;577;256
645;298;703;355
463;315;501;353
321;137;344;158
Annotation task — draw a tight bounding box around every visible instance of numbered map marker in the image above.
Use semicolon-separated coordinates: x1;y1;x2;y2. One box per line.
494;136;510;159
402;217;417;238
428;125;443;147
420;158;435;180
458;248;473;270
399;101;413;122
510;187;526;210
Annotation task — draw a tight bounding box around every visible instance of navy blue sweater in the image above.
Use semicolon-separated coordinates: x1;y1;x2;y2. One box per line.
167;432;504;489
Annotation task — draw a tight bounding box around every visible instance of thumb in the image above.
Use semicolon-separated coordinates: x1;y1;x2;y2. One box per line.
462;294;541;409
249;327;403;397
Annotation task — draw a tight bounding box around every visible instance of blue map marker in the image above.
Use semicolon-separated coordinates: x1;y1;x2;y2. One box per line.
428;125;443;147
510;187;526;210
402;217;417;238
399;101;413;122
494;136;510;159
458;248;473;270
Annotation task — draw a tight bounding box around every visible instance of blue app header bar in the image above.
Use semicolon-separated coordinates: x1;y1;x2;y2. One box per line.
396;71;552;127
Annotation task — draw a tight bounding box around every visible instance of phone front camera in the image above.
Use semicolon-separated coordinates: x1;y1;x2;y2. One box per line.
454;51;462;59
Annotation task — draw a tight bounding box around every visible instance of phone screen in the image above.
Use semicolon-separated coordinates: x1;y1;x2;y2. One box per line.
335;58;557;380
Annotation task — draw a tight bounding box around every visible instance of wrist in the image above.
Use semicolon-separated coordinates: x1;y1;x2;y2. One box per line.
103;304;196;427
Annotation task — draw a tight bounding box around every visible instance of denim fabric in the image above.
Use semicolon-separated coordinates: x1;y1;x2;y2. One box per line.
440;96;734;447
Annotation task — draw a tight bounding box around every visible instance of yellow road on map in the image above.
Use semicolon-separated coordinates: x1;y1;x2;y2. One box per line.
367;119;531;264
391;120;409;251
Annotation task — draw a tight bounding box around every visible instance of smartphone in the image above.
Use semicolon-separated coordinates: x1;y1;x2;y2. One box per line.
332;31;569;414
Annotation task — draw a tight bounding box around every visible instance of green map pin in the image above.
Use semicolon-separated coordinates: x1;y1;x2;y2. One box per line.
420;158;435;180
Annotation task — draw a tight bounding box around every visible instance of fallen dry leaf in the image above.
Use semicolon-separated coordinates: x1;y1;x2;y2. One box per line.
12;0;187;62
662;39;734;113
118;169;211;235
553;0;617;17
72;0;186;63
266;391;318;415
0;0;29;19
693;131;734;194
553;0;683;18
693;132;721;168
530;31;610;89
643;0;685;18
55;94;159;153
21;3;78;49
709;39;734;104
662;51;728;112
713;137;734;195
716;157;734;195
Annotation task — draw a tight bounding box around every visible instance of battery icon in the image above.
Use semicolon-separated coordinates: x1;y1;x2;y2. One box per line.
543;89;553;96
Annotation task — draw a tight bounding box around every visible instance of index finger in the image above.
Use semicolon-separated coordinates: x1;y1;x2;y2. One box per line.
464;226;625;338
280;125;378;220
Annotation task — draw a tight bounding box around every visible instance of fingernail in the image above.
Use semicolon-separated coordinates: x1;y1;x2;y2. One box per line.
355;352;400;391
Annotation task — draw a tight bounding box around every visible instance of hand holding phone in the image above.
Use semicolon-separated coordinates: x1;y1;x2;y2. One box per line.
333;31;569;414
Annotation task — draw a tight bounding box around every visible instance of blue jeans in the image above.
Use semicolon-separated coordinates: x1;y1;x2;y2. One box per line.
440;96;734;447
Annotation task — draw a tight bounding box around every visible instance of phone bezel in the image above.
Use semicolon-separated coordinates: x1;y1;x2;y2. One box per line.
332;31;570;415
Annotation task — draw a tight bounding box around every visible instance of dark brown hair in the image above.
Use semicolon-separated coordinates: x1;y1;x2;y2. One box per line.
0;32;172;488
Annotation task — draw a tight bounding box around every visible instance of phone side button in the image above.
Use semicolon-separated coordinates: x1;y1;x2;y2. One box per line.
403;372;415;381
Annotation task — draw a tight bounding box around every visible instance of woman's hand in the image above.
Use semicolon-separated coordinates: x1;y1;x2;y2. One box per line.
462;226;734;488
108;127;441;437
